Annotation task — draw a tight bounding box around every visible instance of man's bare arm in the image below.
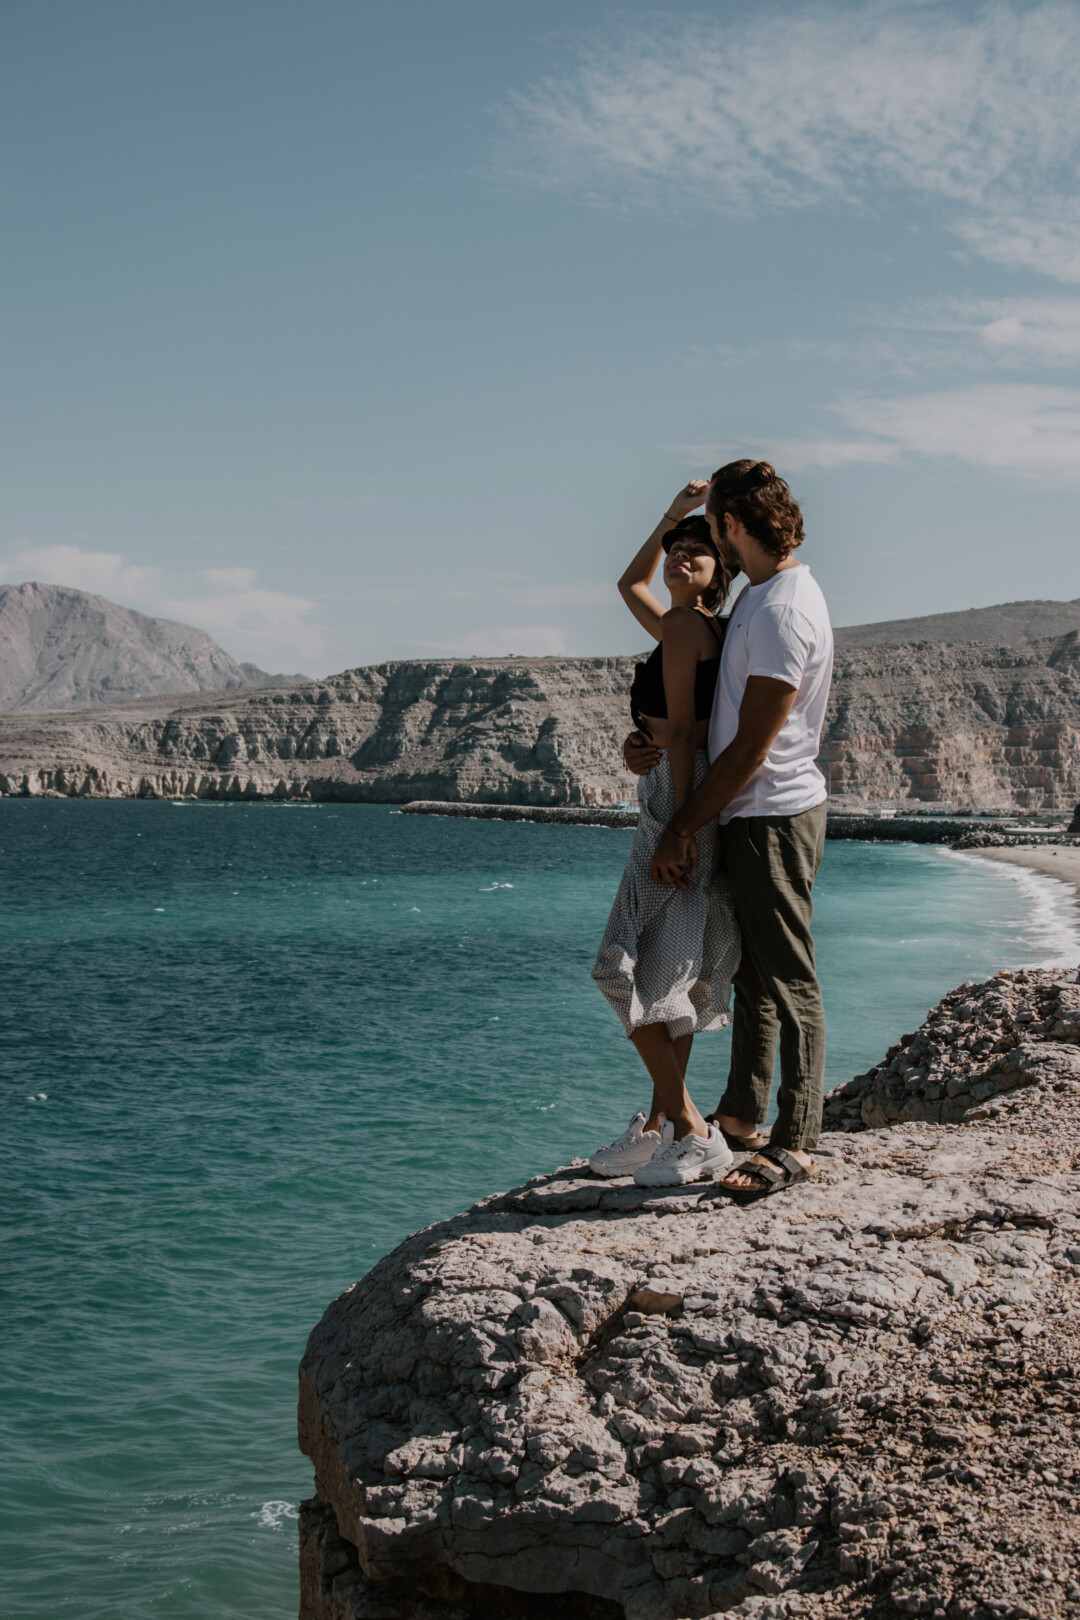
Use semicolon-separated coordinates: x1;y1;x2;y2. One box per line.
671;677;796;836
649;677;797;885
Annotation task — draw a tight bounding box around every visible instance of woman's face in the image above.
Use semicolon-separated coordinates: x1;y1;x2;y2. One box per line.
663;536;719;600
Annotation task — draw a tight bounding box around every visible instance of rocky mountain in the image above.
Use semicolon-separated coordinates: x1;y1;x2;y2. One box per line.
0;605;1078;811
0;581;307;710
834;597;1080;649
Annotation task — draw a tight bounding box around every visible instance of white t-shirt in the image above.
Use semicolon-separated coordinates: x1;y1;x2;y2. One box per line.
708;564;834;823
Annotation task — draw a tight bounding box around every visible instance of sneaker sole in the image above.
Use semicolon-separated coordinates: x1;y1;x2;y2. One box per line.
635;1150;735;1187
589;1155;657;1178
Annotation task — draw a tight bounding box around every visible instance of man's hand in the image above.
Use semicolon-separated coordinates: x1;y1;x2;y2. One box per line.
651;827;698;887
623;730;660;776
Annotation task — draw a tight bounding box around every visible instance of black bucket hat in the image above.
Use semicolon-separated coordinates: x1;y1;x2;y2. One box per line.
662;514;718;555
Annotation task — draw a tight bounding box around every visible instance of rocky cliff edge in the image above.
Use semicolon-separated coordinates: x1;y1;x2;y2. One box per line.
298;966;1080;1620
3;631;1080;810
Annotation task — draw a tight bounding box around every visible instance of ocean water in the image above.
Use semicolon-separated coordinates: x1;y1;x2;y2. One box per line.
1;799;1077;1619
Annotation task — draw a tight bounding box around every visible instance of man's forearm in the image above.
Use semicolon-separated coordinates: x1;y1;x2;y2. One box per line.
666;741;767;838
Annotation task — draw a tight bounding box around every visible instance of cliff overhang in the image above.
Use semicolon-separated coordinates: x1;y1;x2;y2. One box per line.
298;966;1080;1620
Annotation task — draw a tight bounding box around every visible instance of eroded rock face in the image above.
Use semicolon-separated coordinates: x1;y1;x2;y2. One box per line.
3;631;1080;809
824;968;1080;1133
299;968;1080;1620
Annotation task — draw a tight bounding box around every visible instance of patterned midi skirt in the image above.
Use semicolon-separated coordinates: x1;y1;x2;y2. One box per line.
592;750;741;1040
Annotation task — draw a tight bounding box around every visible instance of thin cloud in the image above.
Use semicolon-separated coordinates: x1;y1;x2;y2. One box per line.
670;439;900;473
836;383;1080;473
672;384;1080;475
0;543;324;671
905;296;1080;363
494;2;1080;280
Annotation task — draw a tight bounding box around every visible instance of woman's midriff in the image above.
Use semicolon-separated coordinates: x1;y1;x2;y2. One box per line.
636;716;711;751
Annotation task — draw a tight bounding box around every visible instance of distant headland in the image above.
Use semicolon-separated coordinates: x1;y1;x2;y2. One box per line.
1;593;1079;813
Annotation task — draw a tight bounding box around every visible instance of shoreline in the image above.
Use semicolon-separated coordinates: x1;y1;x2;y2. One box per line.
967;841;1080;905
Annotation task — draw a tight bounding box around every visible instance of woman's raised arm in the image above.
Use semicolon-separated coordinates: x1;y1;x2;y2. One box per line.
618;480;709;640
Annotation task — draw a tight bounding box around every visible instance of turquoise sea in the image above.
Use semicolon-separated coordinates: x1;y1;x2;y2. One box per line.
2;799;1078;1619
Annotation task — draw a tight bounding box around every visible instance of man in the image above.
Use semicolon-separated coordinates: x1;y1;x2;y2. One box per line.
624;459;833;1200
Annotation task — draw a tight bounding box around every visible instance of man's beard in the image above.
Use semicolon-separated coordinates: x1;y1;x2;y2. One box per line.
717;537;741;571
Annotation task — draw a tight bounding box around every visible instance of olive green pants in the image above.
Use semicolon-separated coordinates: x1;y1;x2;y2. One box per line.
714;800;827;1152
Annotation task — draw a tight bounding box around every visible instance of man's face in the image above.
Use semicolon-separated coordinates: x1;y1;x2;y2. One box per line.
706;491;743;570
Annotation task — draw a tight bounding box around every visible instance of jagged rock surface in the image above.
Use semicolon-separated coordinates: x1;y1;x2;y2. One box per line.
298;967;1080;1620
824;968;1080;1134
0;581;304;709
2;630;1080;810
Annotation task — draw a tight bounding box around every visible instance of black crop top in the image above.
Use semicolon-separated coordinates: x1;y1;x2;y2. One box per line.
630;614;725;737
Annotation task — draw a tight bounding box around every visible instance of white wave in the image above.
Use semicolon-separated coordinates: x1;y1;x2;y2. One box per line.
941;847;1080;969
254;1500;299;1530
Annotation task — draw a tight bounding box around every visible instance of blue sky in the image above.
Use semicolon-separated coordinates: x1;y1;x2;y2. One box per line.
2;0;1078;674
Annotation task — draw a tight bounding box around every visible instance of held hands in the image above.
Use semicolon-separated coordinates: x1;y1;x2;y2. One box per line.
651;826;698;888
667;479;709;522
623;730;660;776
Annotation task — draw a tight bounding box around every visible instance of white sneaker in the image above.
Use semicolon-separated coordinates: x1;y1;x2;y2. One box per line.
633;1123;735;1187
588;1111;665;1178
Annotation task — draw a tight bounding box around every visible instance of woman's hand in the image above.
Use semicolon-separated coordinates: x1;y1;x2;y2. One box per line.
667;479;709;522
651;827;698;887
623;731;660;775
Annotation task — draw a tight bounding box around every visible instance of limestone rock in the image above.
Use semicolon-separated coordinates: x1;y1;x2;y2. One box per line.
298;966;1080;1620
819;966;1080;1133
5;628;1080;810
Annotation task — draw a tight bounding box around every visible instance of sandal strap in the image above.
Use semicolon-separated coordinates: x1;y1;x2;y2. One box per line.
734;1159;785;1189
757;1146;806;1180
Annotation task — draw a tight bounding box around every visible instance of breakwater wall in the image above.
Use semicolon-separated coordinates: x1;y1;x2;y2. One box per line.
399;801;1077;846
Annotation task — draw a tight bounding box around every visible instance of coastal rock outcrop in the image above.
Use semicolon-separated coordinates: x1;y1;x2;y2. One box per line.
824;967;1080;1133
3;630;1080;811
298;967;1080;1620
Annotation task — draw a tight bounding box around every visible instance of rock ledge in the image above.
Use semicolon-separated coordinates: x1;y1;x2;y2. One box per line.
299;968;1080;1620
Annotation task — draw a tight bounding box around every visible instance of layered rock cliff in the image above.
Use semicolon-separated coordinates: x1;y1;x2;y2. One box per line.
1;631;1079;810
297;965;1080;1620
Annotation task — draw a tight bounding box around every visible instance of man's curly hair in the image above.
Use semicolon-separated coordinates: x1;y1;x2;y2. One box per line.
706;460;804;560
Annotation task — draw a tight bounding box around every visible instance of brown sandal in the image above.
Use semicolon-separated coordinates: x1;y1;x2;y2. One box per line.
719;1145;813;1205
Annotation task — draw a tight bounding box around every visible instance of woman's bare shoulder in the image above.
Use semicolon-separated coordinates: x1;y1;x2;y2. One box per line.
661;606;721;653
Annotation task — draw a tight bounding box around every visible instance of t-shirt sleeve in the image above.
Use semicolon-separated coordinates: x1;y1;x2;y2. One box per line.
745;605;815;689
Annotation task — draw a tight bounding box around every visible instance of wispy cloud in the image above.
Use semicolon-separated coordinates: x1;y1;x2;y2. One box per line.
676;384;1080;476
0;543;323;671
836;383;1080;472
494;2;1080;280
670;438;901;473
900;296;1080;363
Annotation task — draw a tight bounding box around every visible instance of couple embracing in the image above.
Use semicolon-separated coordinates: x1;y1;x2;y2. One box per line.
590;460;834;1201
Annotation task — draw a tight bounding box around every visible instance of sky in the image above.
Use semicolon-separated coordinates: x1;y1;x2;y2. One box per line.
1;0;1079;676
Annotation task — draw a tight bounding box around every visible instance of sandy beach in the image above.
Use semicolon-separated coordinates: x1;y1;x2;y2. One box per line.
972;842;1080;905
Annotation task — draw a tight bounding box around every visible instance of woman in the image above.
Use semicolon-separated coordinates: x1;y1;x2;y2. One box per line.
589;481;741;1187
